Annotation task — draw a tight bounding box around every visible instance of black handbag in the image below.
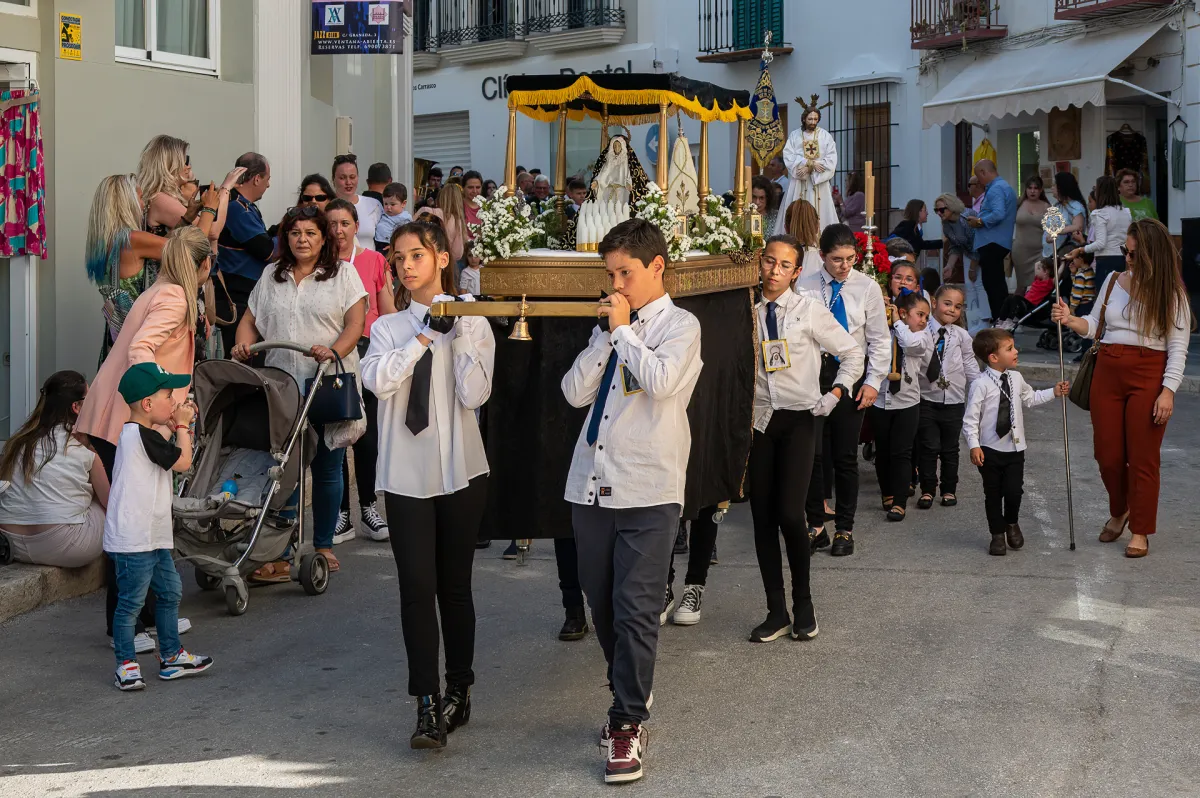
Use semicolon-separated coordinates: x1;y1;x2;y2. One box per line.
1068;277;1116;411
304;353;363;425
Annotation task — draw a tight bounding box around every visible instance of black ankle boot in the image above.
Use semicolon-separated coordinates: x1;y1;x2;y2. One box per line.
443;684;472;733
558;606;589;641
411;694;446;749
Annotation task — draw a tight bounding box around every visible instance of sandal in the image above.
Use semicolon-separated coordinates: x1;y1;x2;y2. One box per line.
249;561;291;584
887;506;906;522
882;497;894;511
941;494;957;507
316;548;341;572
1099;515;1129;543
917;494;934;510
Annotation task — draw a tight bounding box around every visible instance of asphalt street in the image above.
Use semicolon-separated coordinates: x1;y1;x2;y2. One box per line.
2;392;1200;797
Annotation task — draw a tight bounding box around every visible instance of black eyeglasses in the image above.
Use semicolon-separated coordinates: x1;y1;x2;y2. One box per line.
285;205;322;219
300;193;329;203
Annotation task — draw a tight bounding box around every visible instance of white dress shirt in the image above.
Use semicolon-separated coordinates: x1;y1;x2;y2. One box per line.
1081;273;1191;393
873;321;928;411
917;318;980;405
561;293;702;509
962;368;1054;452
754;289;863;432
361;299;495;499
794;266;891;390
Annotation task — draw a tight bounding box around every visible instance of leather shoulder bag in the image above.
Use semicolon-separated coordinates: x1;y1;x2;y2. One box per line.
1068;276;1117;411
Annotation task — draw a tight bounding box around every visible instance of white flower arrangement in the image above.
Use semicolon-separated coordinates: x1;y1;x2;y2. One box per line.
467;187;542;264
634;183;691;262
690;194;744;256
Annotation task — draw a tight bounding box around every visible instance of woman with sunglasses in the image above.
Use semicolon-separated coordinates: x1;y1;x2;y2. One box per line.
1051;219;1193;558
297;174;335;212
1011;176;1050;296
332;154;384;250
231;206;368;574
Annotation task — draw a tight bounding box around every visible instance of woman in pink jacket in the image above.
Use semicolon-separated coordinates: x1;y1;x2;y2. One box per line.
76;226;211;653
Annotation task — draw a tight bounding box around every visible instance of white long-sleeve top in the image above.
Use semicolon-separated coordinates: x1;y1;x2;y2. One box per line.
873;321;929;411
962;368;1054;452
561;293;702;509
1081;273;1190;393
361;298;495;498
917;318;980;405
794;266;891;391
1082;205;1133;257
754;289;863;432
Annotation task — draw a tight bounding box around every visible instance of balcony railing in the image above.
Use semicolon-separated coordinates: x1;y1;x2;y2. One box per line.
1054;0;1173;21
436;0;522;48
911;0;1007;50
413;0;624;51
697;0;791;63
525;0;624;35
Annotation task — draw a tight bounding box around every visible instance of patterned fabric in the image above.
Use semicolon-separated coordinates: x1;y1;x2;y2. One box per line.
0;90;47;258
748;59;784;169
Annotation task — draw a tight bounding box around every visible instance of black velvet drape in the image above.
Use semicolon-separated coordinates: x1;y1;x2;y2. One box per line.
481;288;755;540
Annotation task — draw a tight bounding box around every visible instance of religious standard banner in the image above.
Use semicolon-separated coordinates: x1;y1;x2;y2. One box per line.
747;57;783;169
311;1;406;55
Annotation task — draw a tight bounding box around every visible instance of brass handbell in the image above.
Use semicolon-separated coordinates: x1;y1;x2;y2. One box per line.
509;295;532;341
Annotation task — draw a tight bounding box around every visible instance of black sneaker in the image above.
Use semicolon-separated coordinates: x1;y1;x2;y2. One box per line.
830;531;854;557
673;521;689;555
709;543;718;565
750;611;792;643
502;540;519;559
791;601;819;640
810;526;831;552
558;606;589;641
331;510;355;544
659;584;676;627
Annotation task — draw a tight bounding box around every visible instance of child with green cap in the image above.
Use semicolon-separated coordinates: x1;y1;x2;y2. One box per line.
107;362;212;691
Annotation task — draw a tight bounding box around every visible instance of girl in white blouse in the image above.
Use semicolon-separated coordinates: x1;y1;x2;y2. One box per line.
1066;175;1132;290
1051;218;1192;558
360;218;495;749
868;291;930;522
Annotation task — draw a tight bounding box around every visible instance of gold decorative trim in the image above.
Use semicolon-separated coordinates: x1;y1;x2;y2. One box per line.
480;253;760;299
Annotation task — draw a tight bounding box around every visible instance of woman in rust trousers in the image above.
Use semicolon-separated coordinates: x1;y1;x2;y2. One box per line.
1052;218;1192;558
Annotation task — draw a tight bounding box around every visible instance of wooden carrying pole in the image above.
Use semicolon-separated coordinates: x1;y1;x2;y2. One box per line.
734;118;747;214
554;105;568;215
698;121;710;200
504;107;518;196
657;101;670;190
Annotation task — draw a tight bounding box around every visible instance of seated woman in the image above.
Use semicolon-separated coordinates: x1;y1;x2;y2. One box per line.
0;371;109;568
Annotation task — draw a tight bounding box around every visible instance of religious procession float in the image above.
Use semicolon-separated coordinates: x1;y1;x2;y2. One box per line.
430;72;764;554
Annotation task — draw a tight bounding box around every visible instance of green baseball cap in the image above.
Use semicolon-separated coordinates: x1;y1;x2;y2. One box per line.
118;362;191;404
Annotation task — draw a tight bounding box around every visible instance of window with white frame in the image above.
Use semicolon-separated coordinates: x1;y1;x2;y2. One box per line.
0;0;36;18
115;0;219;75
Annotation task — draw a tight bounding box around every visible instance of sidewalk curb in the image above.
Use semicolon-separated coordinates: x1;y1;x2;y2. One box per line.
0;557;104;624
1018;362;1200;395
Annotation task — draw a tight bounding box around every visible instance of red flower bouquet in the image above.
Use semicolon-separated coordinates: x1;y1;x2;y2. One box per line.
852;231;891;289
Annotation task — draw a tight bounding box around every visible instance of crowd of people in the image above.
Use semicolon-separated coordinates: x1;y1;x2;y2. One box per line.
0;134;1192;785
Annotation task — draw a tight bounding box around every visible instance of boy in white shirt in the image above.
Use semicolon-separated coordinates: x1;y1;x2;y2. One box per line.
106;363;213;691
963;329;1068;555
562;219;702;785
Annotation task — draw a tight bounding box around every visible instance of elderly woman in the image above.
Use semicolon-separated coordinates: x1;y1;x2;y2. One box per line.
1051;219;1192;559
1;371;108;568
231;206;367;573
332;154;384;249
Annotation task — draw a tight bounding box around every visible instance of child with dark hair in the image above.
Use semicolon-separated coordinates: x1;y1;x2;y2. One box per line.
992;259;1056;330
963;329;1068;555
375;182;412;253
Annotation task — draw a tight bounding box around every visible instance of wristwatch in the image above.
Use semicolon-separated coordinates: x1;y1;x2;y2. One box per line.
832;383;850;399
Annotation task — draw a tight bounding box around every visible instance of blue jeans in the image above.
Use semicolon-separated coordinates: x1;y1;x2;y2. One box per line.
109;549;182;665
282;426;345;550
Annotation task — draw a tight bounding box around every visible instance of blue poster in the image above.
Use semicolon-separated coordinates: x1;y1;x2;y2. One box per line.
312;1;406;55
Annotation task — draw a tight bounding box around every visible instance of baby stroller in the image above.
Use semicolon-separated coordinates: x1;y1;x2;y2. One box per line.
173;342;332;616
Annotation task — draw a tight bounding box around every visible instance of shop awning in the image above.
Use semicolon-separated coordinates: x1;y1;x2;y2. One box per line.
922;22;1168;129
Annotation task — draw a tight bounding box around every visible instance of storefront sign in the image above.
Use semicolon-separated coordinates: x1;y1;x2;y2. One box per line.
311;1;407;55
58;13;82;61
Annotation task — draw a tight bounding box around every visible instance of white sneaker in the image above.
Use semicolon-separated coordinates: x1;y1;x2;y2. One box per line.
672;584;704;625
659;585;676;627
332;510;355;544
148;617;191;637
605;723;648;784
111;632;155;654
114;660;146;691
359;502;390;542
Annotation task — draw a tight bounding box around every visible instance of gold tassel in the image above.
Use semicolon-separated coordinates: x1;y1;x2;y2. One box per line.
508;76;751;125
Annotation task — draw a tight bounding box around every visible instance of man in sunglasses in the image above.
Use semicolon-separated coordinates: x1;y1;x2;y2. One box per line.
216;152;273;356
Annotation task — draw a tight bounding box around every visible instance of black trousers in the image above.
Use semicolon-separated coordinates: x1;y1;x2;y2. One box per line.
918;401;966;496
384;476;487;696
667;505;720;587
554;536;584;609
341;340;380;514
978;447;1024;535
805;357;866;532
90;435;156;636
867;405;920;511
978;243;1011;321
996;295;1034;323
749;410;815;610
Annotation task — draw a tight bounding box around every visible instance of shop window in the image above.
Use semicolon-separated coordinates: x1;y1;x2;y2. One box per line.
0;0;35;17
116;0;219;76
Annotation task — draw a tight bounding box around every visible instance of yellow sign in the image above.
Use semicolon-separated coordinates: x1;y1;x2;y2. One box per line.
59;13;82;61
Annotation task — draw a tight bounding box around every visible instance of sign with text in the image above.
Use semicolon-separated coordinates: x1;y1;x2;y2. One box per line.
311;1;406;55
58;13;82;61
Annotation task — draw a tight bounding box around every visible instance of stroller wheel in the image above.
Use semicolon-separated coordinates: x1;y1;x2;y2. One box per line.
195;569;220;591
299;553;329;596
225;585;248;616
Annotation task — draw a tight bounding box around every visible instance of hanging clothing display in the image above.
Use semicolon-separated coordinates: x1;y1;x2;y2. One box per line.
0;90;47;258
973;137;997;166
1105;128;1149;179
1171;120;1186;191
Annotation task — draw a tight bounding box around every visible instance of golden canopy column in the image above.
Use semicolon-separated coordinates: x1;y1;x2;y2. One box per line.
657;101;669;191
601;104;610;149
504;106;518;197
698;121;709;200
734;117;747;214
554;104;568;215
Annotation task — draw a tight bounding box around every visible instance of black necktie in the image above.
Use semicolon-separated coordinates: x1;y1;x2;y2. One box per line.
765;301;779;340
926;328;946;382
406;314;434;435
995;373;1013;439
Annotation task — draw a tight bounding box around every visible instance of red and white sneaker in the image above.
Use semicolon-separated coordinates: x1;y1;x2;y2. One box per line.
114;660;146;691
604;723;648;784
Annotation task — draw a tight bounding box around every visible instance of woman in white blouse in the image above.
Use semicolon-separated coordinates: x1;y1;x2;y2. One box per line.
360;217;495;750
1066;175;1132;290
231;206;367;574
1051;218;1192;558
